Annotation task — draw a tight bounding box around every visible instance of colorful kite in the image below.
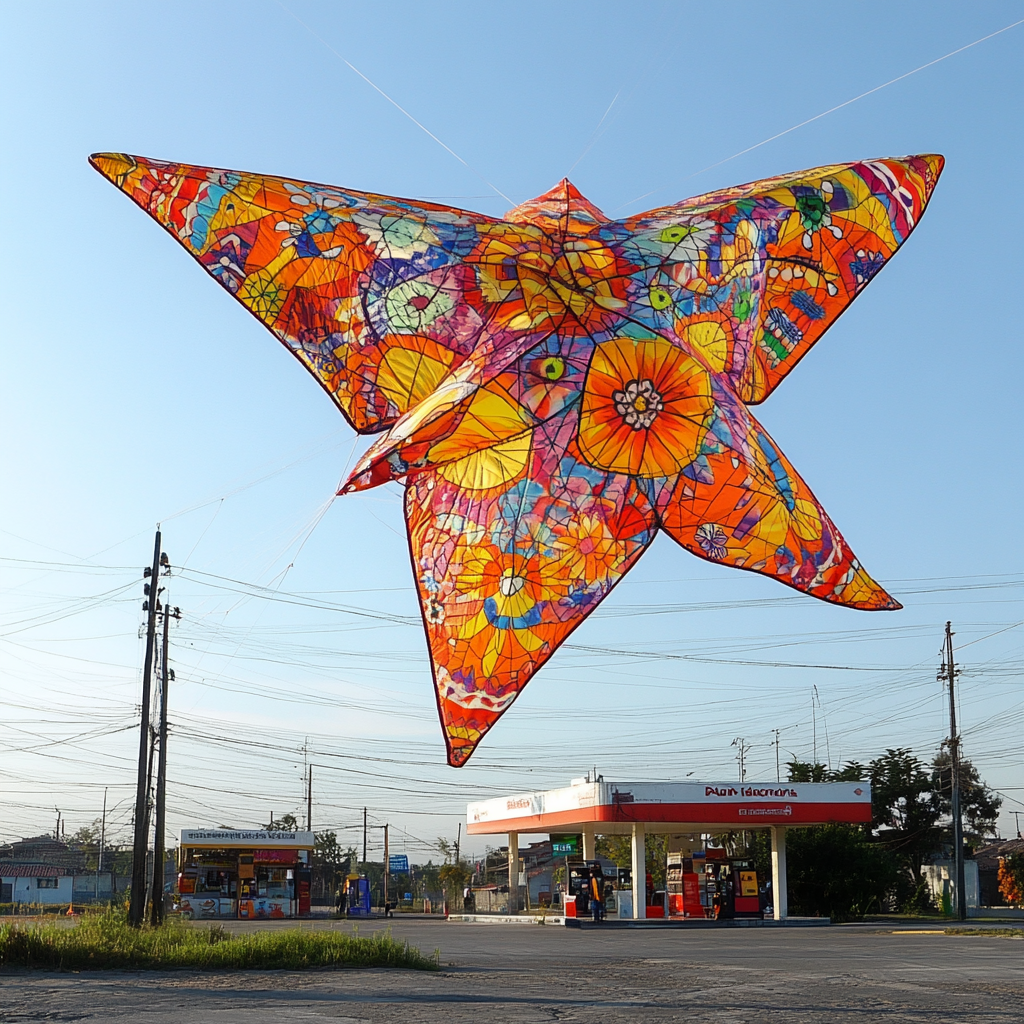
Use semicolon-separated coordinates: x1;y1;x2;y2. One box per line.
91;151;942;765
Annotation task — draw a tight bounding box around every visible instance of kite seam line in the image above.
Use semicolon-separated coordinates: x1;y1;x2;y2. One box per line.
271;0;515;206
619;15;1024;210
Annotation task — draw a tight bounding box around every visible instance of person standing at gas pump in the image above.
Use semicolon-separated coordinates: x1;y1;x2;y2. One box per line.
590;870;605;923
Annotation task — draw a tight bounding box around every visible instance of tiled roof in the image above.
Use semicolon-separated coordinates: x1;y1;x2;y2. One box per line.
0;863;68;878
974;838;1024;870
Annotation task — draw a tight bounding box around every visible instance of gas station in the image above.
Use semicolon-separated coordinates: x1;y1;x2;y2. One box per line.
467;777;872;921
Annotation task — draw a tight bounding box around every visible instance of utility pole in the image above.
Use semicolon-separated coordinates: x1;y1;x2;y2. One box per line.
306;765;313;834
454;822;461;865
362;807;367;865
382;824;389;911
942;621;967;922
773;729;781;782
130;529;163;927
814;685;831;770
732;737;748;782
96;786;107;899
55;808;61;841
141;717;158;914
150;599;180;926
812;690;817;766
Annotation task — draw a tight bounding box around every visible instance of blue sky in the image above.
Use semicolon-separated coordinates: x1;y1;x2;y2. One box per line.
1;1;1021;857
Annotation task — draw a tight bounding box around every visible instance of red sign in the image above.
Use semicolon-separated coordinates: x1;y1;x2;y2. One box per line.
253;849;296;864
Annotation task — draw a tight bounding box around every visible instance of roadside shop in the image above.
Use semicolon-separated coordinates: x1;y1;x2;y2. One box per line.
467;777;872;921
176;828;314;920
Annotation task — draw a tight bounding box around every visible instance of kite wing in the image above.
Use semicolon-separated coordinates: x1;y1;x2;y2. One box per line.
609;155;943;402
404;404;656;765
89;152;527;434
656;381;899;610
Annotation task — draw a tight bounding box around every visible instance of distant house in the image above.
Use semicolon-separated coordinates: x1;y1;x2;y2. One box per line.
973;838;1024;906
0;835;84;871
0;835;115;905
0;864;74;905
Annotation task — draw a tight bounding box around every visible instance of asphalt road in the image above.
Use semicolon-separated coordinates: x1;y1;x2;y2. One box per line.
2;919;1022;1023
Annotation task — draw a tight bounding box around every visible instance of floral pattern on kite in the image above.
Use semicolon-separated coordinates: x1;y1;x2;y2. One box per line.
91;151;943;766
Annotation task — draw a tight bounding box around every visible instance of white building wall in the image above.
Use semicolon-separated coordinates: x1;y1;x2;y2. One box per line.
922;861;979;909
4;876;74;905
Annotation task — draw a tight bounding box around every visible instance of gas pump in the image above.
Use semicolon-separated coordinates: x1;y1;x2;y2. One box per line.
732;858;761;918
704;857;762;919
345;875;371;917
667;853;706;918
568;861;603;916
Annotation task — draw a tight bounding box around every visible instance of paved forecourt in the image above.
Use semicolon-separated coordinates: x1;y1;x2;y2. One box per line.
2;918;1021;1023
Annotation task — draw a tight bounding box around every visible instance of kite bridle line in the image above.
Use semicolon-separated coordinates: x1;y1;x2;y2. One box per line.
271;0;514;206
615;14;1024;213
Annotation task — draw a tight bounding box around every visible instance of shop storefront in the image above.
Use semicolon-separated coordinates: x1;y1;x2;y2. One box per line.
467;778;872;921
176;829;314;920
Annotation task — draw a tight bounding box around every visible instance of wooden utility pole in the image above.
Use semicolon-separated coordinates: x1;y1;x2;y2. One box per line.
130;529;163;927
943;621;967;921
150;600;180;926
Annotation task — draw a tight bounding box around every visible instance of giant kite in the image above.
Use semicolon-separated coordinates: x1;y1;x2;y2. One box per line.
91;151;943;765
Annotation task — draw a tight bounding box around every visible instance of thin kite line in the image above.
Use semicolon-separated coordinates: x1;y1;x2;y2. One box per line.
566;90;621;175
619;15;1024;211
271;0;514;205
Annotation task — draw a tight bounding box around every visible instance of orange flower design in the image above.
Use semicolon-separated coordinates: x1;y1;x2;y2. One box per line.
577;335;713;477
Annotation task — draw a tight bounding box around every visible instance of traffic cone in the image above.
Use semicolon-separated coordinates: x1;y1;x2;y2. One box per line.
66;903;77;916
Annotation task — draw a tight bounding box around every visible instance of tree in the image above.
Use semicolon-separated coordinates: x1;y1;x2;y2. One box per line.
312;831;354;901
786;760;830;783
785;760;866;783
595;834;668;888
997;853;1024;908
930;747;1002;841
436;837;470;904
69;821;102;871
262;814;299;831
785;824;899;922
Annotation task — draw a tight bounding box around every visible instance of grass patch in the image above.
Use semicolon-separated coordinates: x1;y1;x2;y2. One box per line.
0;910;438;971
943;927;1024;938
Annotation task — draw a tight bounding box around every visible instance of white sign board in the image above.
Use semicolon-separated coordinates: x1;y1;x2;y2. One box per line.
180;829;315;847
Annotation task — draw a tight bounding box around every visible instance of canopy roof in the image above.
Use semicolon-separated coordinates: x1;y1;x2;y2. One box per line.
467;779;871;835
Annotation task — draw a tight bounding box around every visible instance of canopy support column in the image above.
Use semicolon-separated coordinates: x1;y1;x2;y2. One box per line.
630;823;646;920
771;826;787;922
508;832;519;914
582;826;595;861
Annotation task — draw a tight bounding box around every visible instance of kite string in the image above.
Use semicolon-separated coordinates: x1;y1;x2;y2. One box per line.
566;90;621;176
271;0;515;206
619;14;1024;211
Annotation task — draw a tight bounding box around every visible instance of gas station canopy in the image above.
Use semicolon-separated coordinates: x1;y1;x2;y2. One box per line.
466;778;872;922
467;778;871;834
